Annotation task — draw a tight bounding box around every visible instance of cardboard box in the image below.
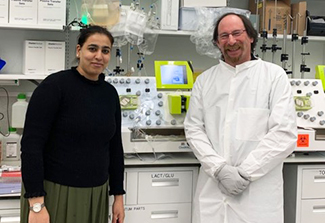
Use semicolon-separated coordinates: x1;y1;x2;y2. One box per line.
9;0;37;24
291;1;307;36
0;0;9;24
180;0;226;7
23;40;45;75
45;41;65;75
38;0;66;26
250;0;291;34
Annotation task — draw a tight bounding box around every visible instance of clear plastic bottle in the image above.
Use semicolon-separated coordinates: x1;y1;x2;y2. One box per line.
2;127;21;161
11;93;28;129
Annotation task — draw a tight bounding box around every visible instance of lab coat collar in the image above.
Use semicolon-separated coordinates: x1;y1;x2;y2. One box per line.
219;57;262;73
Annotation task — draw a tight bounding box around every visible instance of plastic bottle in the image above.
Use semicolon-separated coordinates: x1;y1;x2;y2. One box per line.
2;127;20;161
11;93;28;129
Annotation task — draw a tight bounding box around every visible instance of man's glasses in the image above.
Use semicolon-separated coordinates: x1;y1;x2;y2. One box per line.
218;29;246;41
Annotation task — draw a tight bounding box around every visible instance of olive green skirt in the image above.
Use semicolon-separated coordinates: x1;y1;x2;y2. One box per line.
20;180;109;223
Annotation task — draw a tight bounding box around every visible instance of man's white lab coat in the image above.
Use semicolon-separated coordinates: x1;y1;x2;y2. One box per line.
184;58;297;223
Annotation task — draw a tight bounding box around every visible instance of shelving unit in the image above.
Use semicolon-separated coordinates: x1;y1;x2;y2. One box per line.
0;24;64;31
0;74;48;80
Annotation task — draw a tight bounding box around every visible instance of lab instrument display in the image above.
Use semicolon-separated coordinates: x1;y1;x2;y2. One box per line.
154;61;194;90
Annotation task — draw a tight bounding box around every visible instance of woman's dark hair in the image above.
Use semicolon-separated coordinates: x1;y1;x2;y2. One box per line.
213;13;258;53
77;25;114;47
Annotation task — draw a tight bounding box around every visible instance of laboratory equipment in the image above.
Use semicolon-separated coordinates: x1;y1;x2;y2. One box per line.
107;60;194;154
291;14;299;78
290;79;325;151
154;61;194;90
107;76;191;154
300;18;310;79
315;65;325;91
1;128;21;162
260;0;270;60
281;16;292;76
80;0;120;28
270;0;282;63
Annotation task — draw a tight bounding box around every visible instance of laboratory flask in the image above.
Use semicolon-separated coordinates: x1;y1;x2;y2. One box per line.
11;93;28;128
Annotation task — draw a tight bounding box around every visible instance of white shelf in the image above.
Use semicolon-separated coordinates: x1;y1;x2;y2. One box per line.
284;152;325;163
0;23;64;31
0;74;48;80
157;30;193;36
124;152;199;166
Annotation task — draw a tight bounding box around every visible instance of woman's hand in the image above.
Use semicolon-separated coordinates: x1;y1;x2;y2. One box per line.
112;195;125;223
28;207;50;223
28;197;49;223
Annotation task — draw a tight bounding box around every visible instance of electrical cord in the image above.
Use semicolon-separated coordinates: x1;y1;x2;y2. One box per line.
0;87;11;137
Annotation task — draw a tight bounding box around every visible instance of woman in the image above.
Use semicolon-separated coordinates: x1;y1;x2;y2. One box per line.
20;25;125;223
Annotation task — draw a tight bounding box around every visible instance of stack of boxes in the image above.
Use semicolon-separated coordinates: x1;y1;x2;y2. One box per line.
249;0;308;36
0;0;67;75
0;0;66;26
23;40;65;75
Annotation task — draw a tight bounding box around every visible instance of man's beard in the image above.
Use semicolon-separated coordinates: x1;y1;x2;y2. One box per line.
224;43;243;64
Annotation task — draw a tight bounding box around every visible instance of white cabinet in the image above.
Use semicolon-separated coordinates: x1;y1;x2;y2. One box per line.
0;197;20;223
109;166;199;223
284;164;325;223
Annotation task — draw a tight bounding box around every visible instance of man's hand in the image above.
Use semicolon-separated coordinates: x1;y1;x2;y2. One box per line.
216;165;250;196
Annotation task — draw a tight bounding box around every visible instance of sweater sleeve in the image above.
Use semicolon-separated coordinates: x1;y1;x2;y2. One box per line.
108;93;125;195
21;76;61;198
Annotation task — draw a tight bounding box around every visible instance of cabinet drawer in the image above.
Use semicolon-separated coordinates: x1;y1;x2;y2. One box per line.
300;199;325;223
137;171;193;204
301;168;325;199
110;203;191;223
0;208;20;223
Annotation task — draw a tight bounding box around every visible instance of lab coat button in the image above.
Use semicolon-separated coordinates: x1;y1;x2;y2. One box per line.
297;112;303;117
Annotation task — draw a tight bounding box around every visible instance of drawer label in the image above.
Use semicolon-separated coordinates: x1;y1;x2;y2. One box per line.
125;206;145;211
151;173;175;179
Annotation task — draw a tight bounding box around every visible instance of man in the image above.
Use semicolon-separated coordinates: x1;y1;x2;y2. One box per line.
184;13;297;223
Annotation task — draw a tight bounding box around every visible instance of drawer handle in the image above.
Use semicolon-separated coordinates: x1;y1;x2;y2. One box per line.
151;210;178;219
313;205;325;213
314;175;325;183
152;178;179;187
0;216;20;222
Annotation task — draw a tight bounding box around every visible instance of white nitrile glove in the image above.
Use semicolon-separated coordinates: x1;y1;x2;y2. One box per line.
216;165;250;196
